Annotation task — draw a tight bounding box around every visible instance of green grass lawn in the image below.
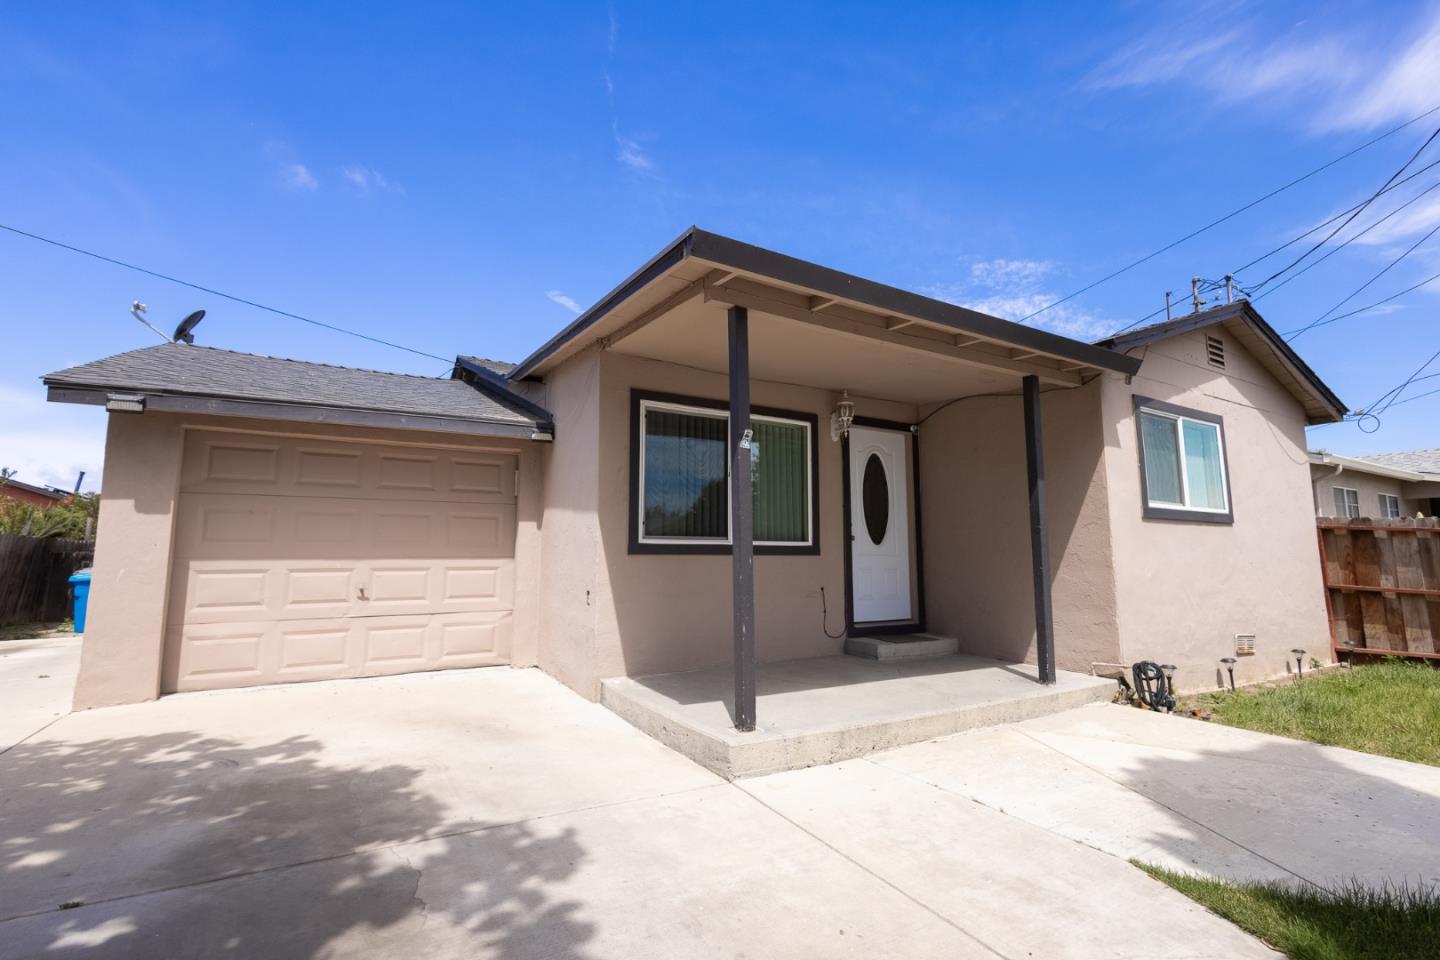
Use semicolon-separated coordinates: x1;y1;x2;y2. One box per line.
1139;864;1440;960
1185;660;1440;766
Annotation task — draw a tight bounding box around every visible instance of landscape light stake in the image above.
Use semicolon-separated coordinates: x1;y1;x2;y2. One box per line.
1160;664;1177;712
1220;657;1237;692
1291;648;1306;681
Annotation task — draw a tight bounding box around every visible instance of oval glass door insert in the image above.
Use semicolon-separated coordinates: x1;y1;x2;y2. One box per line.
862;453;889;545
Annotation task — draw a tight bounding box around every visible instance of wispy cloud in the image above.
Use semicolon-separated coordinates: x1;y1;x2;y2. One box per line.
281;163;318;191
602;11;658;175
341;165;404;195
926;257;1113;340
1086;5;1440;132
264;142;319;192
545;290;584;314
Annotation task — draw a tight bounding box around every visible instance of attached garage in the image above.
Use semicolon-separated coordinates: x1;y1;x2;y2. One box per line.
43;343;551;707
164;429;518;691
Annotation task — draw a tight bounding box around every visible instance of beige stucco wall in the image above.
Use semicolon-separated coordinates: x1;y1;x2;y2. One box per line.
72;412;186;709
918;381;1121;673
1308;465;1424;519
1100;328;1331;691
575;349;917;693
73;411;543;709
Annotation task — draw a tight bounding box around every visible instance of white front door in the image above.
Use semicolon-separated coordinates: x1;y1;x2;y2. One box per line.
849;426;913;624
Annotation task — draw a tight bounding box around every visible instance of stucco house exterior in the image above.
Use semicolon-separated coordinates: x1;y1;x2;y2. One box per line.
44;229;1347;724
1309;448;1440;519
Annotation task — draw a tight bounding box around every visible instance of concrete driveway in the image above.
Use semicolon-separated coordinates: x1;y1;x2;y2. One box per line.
0;663;1281;960
0;633;81;751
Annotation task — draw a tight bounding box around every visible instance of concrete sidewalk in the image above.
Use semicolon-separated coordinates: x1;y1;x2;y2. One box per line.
0;665;1275;959
0;634;80;751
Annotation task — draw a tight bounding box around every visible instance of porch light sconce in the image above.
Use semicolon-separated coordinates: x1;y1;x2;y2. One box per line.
830;390;855;442
1291;648;1306;680
1219;656;1237;692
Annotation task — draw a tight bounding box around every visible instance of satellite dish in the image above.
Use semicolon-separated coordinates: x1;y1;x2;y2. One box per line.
172;310;206;344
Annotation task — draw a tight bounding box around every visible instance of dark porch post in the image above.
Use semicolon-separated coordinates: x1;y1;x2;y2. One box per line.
1023;374;1057;685
728;305;757;731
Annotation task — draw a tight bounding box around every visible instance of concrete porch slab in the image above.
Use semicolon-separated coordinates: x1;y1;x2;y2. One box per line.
601;654;1115;778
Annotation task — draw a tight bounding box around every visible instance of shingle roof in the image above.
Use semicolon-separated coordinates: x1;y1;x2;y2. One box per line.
1092;300;1346;425
1360;448;1440;475
44;344;542;427
457;356;515;376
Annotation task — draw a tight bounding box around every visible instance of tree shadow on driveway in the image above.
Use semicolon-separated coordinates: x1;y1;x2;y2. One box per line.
0;730;596;958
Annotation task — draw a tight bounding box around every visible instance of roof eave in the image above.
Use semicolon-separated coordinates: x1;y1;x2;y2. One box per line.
507;227;1141;381
45;384;546;440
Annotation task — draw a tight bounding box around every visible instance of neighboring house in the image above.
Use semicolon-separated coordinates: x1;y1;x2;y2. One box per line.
44;229;1345;720
0;476;68;508
1310;449;1440;520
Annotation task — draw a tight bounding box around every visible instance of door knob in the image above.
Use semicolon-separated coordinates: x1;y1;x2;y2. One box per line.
357;586;368;601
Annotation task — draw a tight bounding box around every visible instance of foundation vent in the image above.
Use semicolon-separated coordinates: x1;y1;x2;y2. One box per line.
1206;335;1226;368
1235;633;1256;656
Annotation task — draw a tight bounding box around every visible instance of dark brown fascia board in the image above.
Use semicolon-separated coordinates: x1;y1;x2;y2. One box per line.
45;386;542;440
506;227;1142;381
452;356;555;428
1097;301;1347;422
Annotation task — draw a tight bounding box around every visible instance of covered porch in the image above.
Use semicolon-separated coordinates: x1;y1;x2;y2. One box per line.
513;229;1140;733
601;650;1115;779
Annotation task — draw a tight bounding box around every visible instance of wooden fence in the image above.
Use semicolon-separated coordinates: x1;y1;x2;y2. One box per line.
1317;518;1440;661
0;534;93;627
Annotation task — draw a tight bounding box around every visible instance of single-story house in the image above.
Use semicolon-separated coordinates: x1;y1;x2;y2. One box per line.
0;476;69;508
45;229;1346;725
1310;449;1440;519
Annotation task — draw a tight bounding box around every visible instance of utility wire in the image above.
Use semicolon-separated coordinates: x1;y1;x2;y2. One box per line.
1229;156;1440;276
1020;101;1440;324
1252;178;1440;304
1366;344;1440;416
1281;269;1440;336
1241;123;1440;296
0;222;453;364
1286;219;1440;342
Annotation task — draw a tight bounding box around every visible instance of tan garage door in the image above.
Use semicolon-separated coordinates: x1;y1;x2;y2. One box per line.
162;429;516;692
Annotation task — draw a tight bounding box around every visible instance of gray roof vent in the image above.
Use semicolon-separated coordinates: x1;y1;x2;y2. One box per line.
1205;334;1225;369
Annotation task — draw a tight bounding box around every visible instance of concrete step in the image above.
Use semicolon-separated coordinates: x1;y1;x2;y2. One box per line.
844;634;960;660
601;654;1118;779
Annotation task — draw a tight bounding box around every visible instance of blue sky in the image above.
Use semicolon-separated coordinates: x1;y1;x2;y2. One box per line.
4;1;1439;491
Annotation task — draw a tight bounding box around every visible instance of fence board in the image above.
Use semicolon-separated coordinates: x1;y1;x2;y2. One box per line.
1318;519;1440;660
0;534;93;626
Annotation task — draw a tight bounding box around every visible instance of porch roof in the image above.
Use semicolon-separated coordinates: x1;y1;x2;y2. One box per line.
509;228;1140;402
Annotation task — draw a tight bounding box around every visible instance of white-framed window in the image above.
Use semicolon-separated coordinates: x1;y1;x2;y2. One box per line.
1379;493;1402;519
1333;487;1360;518
1135;398;1231;520
635;396;815;550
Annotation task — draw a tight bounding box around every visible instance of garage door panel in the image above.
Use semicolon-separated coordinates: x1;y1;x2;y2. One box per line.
163;612;512;692
175;495;516;562
168;429;516;694
182;431;517;503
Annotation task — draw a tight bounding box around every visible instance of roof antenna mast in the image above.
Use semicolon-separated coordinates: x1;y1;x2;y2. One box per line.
130;301;170;342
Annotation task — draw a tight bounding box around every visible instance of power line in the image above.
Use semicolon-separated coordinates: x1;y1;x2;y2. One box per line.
1020;100;1440;324
1241;123;1440;296
1251;177;1440;304
1287;219;1440;341
1281;269;1440;336
0;222;453;364
1367;344;1440;416
1229;155;1440;277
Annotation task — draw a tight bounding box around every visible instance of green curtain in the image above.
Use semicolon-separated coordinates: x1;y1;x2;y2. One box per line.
1182;420;1225;510
643;410;728;538
1140;412;1183;505
751;420;807;542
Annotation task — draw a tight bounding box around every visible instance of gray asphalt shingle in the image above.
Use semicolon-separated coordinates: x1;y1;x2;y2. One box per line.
1360;449;1440;475
44;344;539;427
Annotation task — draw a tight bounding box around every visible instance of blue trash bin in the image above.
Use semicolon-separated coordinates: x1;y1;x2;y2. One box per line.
68;569;92;633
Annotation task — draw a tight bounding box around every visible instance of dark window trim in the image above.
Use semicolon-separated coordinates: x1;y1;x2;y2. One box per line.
628;388;821;556
842;418;926;636
1133;395;1235;525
